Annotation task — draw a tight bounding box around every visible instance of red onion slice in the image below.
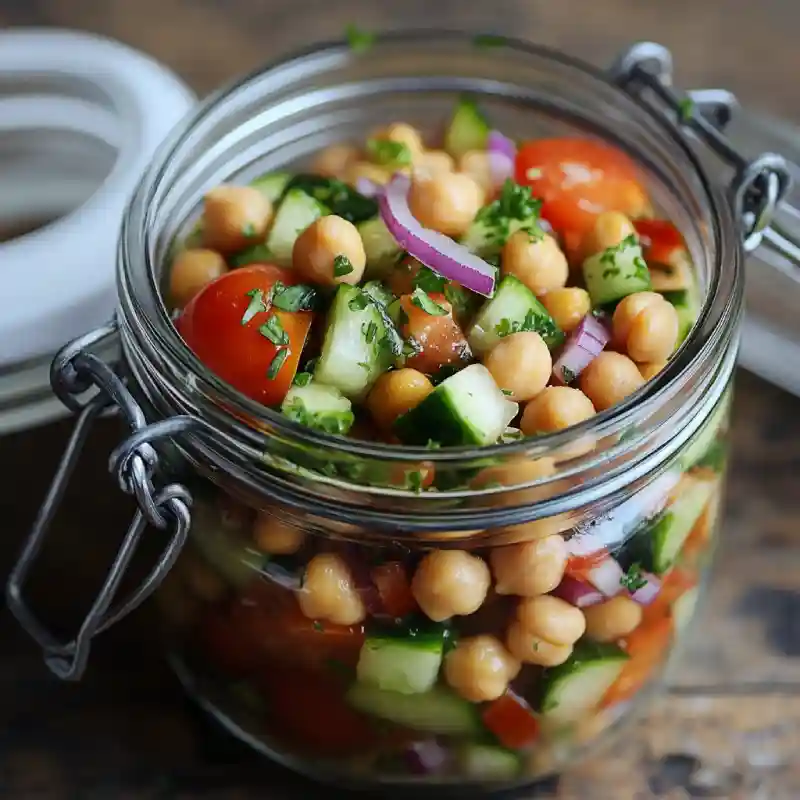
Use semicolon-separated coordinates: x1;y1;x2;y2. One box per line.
586;556;625;597
552;313;610;385
487;130;517;161
487;131;517;190
404;741;449;775
379;173;497;297
553;576;606;608
630;572;662;606
355;176;382;198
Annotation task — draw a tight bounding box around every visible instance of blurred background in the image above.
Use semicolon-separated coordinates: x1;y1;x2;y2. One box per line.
1;1;798;798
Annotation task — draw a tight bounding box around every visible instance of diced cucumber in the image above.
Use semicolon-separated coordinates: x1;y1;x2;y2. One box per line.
249;171;292;203
624;474;716;575
345;683;481;735
444;96;490;159
358;216;403;278
393;364;518;447
191;504;264;588
265;188;328;267
280;380;355;435
679;389;731;470
286;174;377;224
457;744;522;781
361;280;395;308
672;586;700;631
538;641;628;725
583;240;652;307
468;275;564;355
663;286;701;345
649;249;693;293
315;285;394;400
356;635;444;694
229;243;272;268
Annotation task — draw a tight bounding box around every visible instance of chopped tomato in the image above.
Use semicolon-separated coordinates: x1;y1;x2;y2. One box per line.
372;561;417;618
601;614;673;708
515;138;650;260
176;264;313;407
203;609;263;678
564;550;610;583
259;662;379;756
633;219;685;265
399;293;470;375
642;567;696;625
482;691;541;749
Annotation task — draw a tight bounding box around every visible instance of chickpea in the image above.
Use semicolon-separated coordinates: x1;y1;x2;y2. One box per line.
311;143;360;178
444;635;521;702
541;287;592;334
582;211;637;258
414;150;455;177
490;535;568;597
520;386;596;435
181;554;228;604
639;361;667;381
583;595;643;642
613;294;679;363
411;550;491;622
252;512;306;555
516;595;586;646
579;351;644;411
506;620;573;666
484;331;552;402
202;185;273;254
366;369;434;430
502;231;569;296
370;122;425;156
345;161;392;187
408;172;484;237
292;215;366;286
458;150;494;194
297;553;366;626
169;248;227;308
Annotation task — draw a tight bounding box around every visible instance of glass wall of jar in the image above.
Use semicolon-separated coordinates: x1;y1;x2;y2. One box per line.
120;33;737;792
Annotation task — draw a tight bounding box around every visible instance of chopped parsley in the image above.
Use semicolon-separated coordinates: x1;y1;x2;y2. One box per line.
266;348;289;379
284;397;354;436
357;361;371;371
561;365;576;384
366;138;412;168
242;221;257;238
362;320;378;343
678;97;695;122
410;287;448;316
292;372;313;387
303;357;319;374
494;308;561;345
313;621;325;632
402;337;422;358
475;179;544;248
348;292;369;312
412;265;447;294
345;24;376;54
473;33;508;49
259;314;289;346
425;439;441;450
286;175;377;223
501;388;513;396
695;439;727;472
334;254;354;277
619;562;647;592
271;282;319;312
406;470;424;493
599;234;638;269
241;288;267;325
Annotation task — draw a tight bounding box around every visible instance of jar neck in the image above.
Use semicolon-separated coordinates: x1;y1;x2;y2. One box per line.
117;31;743;536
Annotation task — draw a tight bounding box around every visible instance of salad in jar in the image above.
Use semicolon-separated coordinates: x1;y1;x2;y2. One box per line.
158;94;728;785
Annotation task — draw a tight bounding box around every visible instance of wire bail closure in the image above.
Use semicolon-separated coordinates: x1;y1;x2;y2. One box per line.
5;320;197;680
610;41;793;252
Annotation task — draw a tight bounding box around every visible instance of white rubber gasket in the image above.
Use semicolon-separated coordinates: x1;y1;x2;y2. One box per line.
0;29;196;368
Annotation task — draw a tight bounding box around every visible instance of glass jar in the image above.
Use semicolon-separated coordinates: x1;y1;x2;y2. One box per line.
8;32;792;795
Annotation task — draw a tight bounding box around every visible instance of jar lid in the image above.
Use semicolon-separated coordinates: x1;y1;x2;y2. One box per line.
725;109;800;396
0;30;196;369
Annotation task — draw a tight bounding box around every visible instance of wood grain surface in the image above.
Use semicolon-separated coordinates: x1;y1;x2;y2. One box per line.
1;1;799;798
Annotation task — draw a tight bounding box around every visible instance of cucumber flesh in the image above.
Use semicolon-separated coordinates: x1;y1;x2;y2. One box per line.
249;171;292;203
679;389;731;470
393;363;518;447
285;174;377;224
457;744;522;781
444;96;490;159
361;280;395;308
663;285;701;345
280;381;355;435
265;188;328;267
582;240;652;307
358;216;403;278
345;683;481;735
468;275;563;355
229;243;272;268
356;636;444;695
538;641;628;725
672;586;700;631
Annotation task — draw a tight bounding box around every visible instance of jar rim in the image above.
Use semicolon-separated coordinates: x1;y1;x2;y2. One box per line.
119;29;741;473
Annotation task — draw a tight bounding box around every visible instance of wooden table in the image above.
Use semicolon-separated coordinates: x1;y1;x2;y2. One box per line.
2;1;799;797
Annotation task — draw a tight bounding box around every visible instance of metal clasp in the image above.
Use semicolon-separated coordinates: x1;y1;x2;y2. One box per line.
610;41;793;252
6;320;197;681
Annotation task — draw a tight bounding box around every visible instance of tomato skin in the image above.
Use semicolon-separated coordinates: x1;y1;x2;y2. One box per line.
564;550;610;583
633;219;685;265
482;691;541;749
399;293;470;376
176;264;313;407
372;561;417;619
515;138;650;258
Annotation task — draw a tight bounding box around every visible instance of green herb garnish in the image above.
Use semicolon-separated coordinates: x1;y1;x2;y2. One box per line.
286;174;377;223
267;348;289;379
313;621;325;632
412;265;447;294
348;293;369;312
406;470;424;493
363;320;378;343
494;308;561;345
410;287;448;316
334;254;354;277
271;282;319;312
501;388;513;396
345;24;376;54
474;179;544;248
241;288;267;325
366;138;412;168
292;372;313;387
561;365;576;384
259;314;289;346
284;398;354;436
242;222;257;238
620;562;647;592
678;97;694;122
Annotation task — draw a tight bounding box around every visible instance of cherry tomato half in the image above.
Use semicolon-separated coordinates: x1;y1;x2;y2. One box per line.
515;138;650;259
399;293;470;376
176;264;313;407
633;218;685;265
